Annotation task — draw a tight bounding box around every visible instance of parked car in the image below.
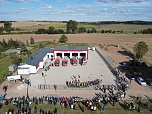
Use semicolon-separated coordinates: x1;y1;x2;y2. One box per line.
0;96;4;100
145;78;152;86
136;77;147;86
128;72;135;80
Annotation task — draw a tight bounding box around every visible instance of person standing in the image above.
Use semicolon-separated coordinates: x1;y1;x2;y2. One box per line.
34;106;37;114
101;105;105;112
137;105;141;113
82;105;84;112
124;92;126;98
54;108;57;114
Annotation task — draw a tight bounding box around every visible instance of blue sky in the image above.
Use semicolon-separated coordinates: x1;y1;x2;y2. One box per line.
0;0;152;21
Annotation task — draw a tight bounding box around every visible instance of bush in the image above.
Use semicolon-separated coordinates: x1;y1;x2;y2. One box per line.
59;35;68;43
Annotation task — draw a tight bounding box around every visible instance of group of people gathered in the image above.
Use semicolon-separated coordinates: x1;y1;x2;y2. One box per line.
66;74;102;88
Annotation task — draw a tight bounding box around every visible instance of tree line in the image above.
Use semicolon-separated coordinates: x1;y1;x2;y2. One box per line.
140;28;152;34
0;21;151;35
0;38;28;53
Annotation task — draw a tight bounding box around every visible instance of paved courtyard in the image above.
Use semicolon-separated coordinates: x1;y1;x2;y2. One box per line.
29;50;115;88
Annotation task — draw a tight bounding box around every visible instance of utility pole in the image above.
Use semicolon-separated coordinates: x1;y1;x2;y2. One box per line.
43;74;47;89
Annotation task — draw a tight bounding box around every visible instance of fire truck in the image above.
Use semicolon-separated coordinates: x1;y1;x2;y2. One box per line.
54;58;60;66
62;59;68;66
79;57;87;65
70;57;78;66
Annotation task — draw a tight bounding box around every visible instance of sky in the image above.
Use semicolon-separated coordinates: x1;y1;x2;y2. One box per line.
0;0;152;21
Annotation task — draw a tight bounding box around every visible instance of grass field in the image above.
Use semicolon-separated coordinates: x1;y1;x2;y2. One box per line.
0;101;152;114
0;55;27;83
0;56;12;83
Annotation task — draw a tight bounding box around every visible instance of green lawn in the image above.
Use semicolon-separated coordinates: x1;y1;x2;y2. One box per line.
0;55;27;83
0;101;152;114
0;56;12;83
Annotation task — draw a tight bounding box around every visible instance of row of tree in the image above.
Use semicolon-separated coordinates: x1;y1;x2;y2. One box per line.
140;28;152;34
0;22;13;34
0;38;28;53
35;26;64;34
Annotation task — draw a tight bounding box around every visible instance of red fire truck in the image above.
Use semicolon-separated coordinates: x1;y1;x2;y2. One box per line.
62;59;68;66
70;57;78;66
54;58;60;66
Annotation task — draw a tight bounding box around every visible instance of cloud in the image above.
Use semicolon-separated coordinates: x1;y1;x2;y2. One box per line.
15;8;28;14
39;5;53;12
0;8;28;16
15;0;26;2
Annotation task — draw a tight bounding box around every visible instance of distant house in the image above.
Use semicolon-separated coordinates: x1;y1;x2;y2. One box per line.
2;49;20;55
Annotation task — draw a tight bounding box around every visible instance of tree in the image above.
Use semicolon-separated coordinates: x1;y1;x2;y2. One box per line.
27;50;32;57
108;29;112;33
4;21;12;33
78;27;86;33
8;38;13;47
20;42;27;52
0;26;3;34
133;41;148;60
26;40;29;46
30;37;35;44
87;30;91;33
39;43;44;48
36;28;46;34
91;28;97;33
66;20;78;34
11;55;22;66
47;26;55;34
101;30;105;33
2;39;7;47
56;29;64;34
59;35;68;43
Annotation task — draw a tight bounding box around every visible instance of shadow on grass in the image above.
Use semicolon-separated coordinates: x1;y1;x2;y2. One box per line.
77;103;83;112
119;102;127;111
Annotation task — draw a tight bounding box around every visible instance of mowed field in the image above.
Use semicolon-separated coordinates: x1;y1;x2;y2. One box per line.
0;33;152;64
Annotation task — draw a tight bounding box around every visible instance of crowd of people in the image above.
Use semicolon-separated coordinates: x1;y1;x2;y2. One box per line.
66;75;102;88
1;93;150;114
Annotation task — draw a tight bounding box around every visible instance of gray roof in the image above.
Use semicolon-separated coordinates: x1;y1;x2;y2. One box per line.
24;46;88;66
2;49;18;55
25;48;53;66
54;46;88;51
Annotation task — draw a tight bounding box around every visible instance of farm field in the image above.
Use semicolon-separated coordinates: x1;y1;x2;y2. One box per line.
0;21;152;33
0;33;151;64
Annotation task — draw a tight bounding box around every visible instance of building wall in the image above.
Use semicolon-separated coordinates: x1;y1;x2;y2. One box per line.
18;64;36;75
39;53;54;68
54;50;88;59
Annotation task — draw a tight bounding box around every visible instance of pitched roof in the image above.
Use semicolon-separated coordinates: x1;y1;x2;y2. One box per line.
25;48;53;66
54;46;88;51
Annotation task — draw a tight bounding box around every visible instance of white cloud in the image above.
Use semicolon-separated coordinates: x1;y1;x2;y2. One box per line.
15;8;28;14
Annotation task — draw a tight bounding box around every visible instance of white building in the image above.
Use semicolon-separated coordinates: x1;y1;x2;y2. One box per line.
18;46;88;75
18;48;53;75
